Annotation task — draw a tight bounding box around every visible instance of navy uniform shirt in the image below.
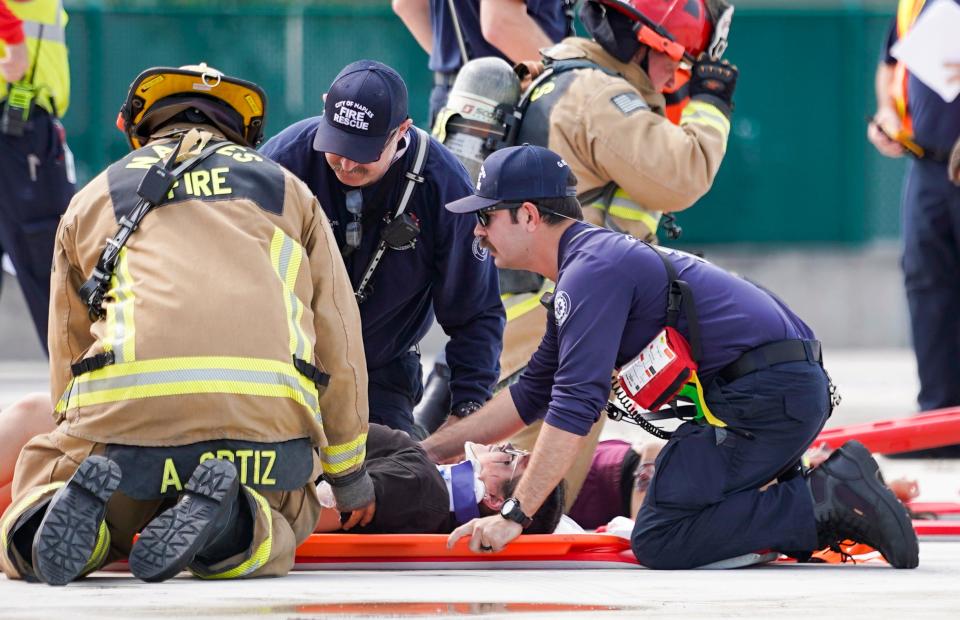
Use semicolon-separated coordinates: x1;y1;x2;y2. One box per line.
510;223;815;436
883;3;960;153
261;119;505;407
429;0;569;73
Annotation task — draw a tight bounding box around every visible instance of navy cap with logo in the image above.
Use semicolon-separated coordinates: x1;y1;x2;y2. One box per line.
313;60;409;164
446;144;578;214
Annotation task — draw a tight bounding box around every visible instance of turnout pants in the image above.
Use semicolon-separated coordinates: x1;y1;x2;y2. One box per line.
631;360;830;569
0;106;75;350
901;158;960;411
0;428;320;580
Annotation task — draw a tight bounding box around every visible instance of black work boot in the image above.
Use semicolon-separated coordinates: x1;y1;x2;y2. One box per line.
32;455;122;586
806;440;919;568
129;458;243;582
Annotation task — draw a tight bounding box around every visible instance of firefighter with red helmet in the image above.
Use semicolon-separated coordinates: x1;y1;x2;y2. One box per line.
514;0;736;241
0;63;374;585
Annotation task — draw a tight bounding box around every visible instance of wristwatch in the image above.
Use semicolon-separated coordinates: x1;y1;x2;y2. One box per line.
451;400;482;418
499;497;533;529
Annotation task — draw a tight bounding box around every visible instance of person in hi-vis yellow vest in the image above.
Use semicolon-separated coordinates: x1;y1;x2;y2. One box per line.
0;0;74;353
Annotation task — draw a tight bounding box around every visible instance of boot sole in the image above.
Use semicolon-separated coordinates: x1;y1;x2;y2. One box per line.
129;459;239;583
33;456;121;586
838;440;919;568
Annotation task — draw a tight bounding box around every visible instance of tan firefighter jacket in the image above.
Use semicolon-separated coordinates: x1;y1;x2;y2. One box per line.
516;38;731;240
48;129;370;492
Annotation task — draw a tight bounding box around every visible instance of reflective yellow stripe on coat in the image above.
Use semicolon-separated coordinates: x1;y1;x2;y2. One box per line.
54;356;321;417
270;228;311;363
320;432;367;476
104;247;136;363
680;100;731;146
586;187;661;240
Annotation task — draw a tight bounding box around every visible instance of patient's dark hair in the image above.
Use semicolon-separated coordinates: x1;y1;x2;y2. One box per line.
501;478;567;534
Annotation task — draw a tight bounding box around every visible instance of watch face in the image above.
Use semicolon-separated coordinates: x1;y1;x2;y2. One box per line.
501;498;518;517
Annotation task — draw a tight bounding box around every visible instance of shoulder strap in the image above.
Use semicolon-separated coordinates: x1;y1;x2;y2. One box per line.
395;126;430;218
505;59;621;147
445;0;471;66
647;245;702;362
78;134;225;320
354;127;430;302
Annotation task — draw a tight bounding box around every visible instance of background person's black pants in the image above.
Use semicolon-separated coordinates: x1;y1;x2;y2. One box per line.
368;349;424;436
0;106;75;351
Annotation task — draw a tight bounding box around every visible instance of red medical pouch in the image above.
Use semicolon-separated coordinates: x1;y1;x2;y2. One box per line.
616;327;698;412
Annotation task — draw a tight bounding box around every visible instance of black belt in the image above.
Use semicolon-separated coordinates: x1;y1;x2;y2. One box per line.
434;71;458;87
718;339;822;384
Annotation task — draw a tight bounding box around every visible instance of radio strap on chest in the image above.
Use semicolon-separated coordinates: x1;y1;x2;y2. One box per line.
653;246;702;361
78;132;224;321
354;126;430;303
607;245;729;438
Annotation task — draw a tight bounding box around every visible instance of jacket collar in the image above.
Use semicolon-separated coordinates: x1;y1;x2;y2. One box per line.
543;37;666;114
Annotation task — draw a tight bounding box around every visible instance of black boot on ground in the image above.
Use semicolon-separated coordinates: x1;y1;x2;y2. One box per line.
32;455;121;586
807;440;919;569
129;458;248;582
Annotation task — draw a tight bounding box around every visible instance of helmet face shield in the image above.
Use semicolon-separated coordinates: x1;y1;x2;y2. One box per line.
118;64;266;150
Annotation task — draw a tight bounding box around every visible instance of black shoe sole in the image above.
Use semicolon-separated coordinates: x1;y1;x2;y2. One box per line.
32;456;121;586
129;459;239;583
836;440;920;569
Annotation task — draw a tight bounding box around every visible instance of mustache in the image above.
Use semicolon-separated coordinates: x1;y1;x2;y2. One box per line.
331;164;367;176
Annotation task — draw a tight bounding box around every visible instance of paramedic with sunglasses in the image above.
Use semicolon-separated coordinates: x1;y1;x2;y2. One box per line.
261;60;504;436
426;144;919;570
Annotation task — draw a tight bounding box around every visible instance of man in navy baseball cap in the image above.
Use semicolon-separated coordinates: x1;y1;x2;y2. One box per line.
447;146;581;268
312;60;412;185
257;60;505;438
447;144;579;215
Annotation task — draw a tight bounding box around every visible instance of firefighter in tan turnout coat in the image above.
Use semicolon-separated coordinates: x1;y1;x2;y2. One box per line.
0;64;373;585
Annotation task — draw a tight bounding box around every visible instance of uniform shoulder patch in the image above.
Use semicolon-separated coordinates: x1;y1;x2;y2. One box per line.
610;92;649;116
554;290;572;326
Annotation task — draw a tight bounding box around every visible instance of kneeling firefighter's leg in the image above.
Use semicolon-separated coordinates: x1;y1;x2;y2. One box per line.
0;455;120;585
192;483;318;579
130;458;251;582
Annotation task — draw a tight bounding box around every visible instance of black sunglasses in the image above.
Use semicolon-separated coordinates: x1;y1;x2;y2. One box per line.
475;202;524;227
475;202;576;227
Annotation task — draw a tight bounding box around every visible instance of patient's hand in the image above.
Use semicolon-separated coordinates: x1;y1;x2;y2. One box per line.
888;477;920;503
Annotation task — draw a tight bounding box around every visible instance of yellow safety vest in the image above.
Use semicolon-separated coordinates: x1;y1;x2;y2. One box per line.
0;0;69;116
891;0;926;135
